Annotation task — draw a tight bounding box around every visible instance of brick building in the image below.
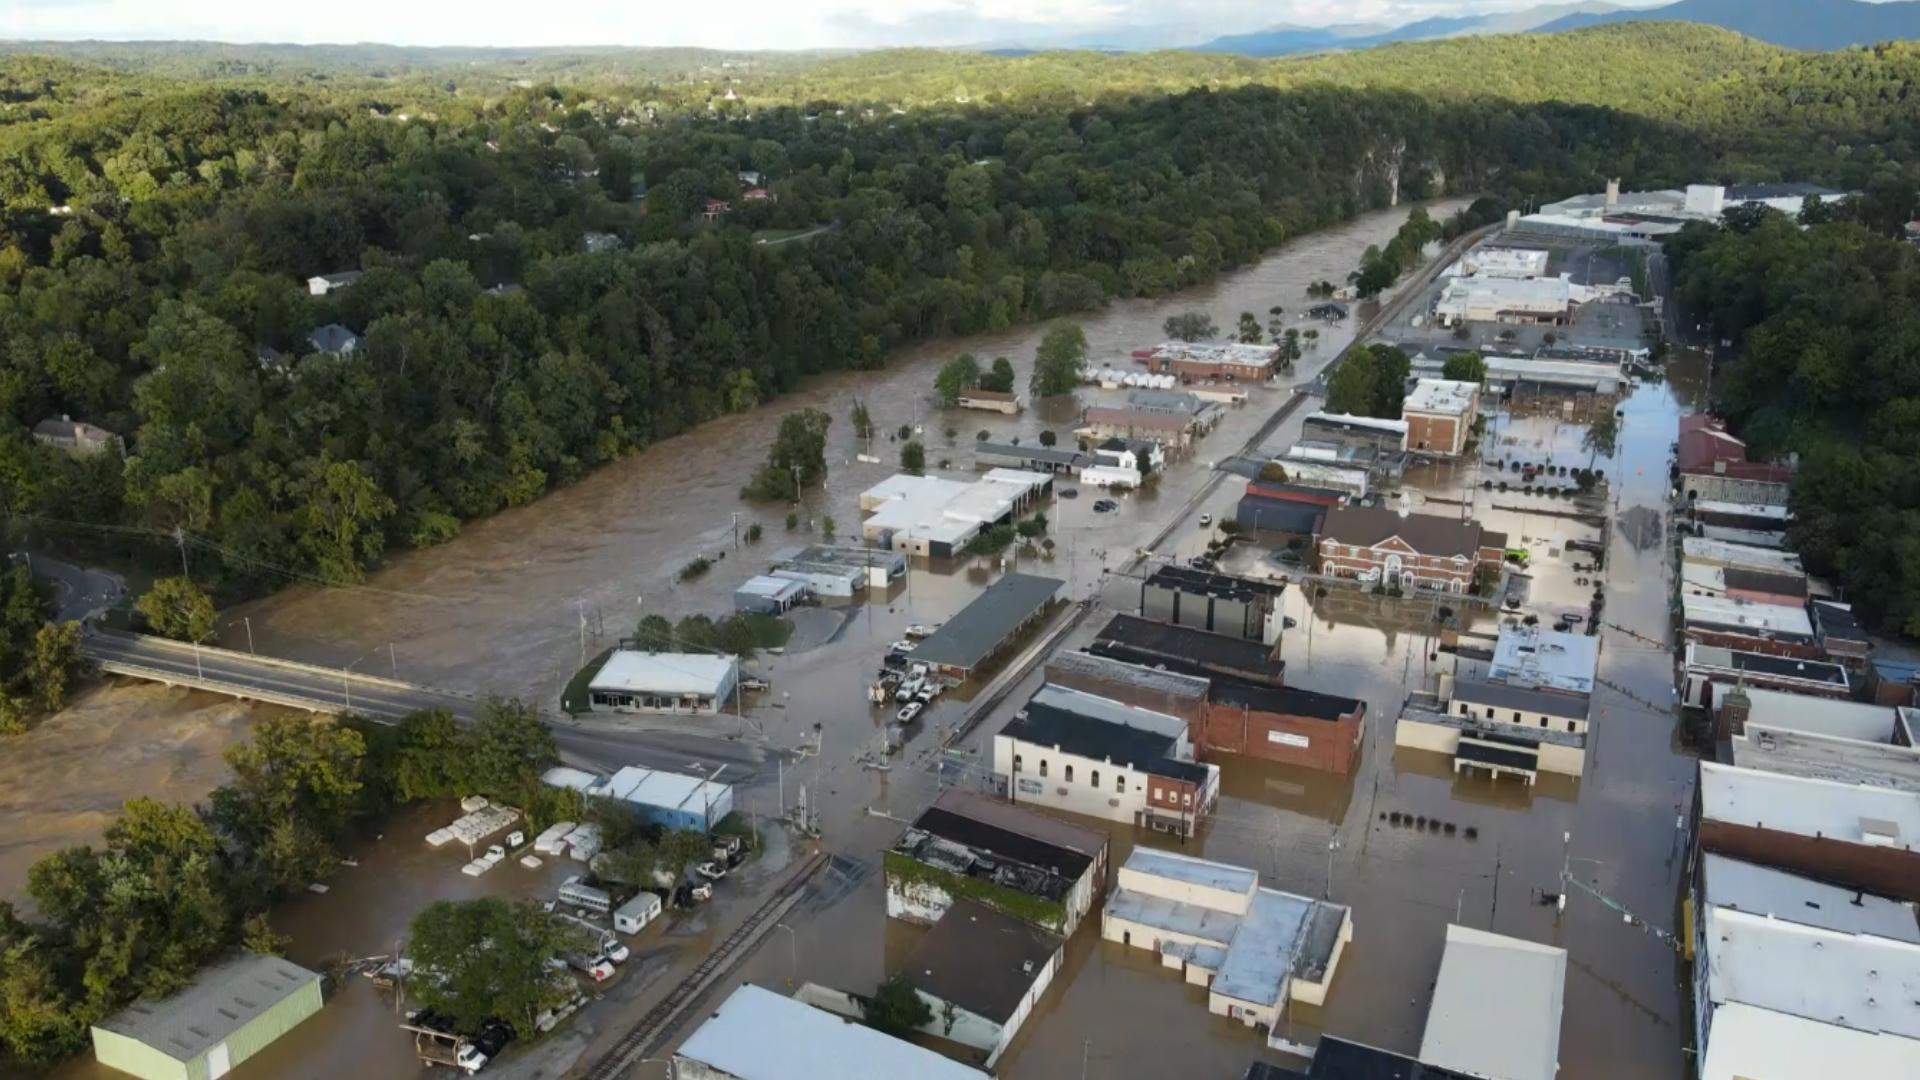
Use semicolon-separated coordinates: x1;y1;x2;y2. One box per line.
1315;506;1505;593
1201;680;1367;775
1400;379;1480;457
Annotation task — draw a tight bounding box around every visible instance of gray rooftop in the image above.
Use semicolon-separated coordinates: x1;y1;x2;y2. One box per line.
1730;724;1920;793
95;953;320;1062
1451;675;1591;721
1045;650;1211;701
1419;925;1566;1080
974;442;1089;468
1125;847;1257;895
1211;888;1312;1006
1106;888;1244;948
911;573;1062;671
905;900;1064;1024
1703;854;1920;942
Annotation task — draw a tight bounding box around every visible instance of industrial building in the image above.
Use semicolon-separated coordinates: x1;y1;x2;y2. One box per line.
1400;378;1480;457
884;787;1108;935
586;650;739;715
673;984;988;1080
542;764;734;832
911;572;1062;678
902;900;1064;1069
1132;341;1278;381
1433;275;1588;327
1454;246;1551;279
859;471;1052;556
1100;849;1352;1030
91;954;324;1080
768;544;907;598
1139;564;1285;643
733;574;810;614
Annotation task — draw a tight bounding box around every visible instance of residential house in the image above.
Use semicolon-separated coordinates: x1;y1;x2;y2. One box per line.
673;984;988;1080
736;170;763;187
902;900;1064;1069
884;788;1108;935
307;324;361;356
740;187;775;203
32;416;122;457
1101;848;1352;1029
1400;379;1480;457
256;345;290;375
582;231;623;253
306;270;361;296
701;198;732;221
993;686;1218;837
1080;437;1163;488
1316;506;1505;593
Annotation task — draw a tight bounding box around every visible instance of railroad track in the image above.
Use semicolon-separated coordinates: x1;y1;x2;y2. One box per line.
578;850;829;1079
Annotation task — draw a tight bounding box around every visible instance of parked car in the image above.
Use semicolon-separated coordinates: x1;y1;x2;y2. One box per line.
602;941;630;964
904;623;940;639
687;881;714;902
740;676;770;692
695;860;728;881
895;676;924;702
1059;487;1079;499
1092;499;1118;513
457;1020;515;1074
1199;513;1212;527
567;954;614;982
897;700;924;723
1188;556;1215;571
888;639;917;654
1562;612;1586;625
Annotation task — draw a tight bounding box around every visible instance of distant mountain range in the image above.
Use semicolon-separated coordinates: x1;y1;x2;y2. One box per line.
1190;0;1920;57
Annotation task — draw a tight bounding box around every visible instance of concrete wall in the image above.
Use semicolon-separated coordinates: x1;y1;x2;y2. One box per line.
90;1028;190;1080
1395;715;1584;776
1288;912;1352;1007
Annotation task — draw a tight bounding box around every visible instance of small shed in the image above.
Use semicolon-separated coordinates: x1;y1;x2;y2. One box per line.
734;574;810;614
90;953;324;1080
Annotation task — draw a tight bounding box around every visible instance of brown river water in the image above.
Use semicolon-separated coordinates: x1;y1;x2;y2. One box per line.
38;198;1702;1080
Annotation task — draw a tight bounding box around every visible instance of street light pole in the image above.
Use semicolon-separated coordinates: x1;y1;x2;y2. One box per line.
774;923;798;986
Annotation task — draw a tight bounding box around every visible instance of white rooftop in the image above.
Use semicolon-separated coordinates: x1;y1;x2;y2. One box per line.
1694;499;1790;521
1702;854;1920;942
543;764;732;815
589;650;737;696
737;575;809;601
1304;411;1409;435
1402;378;1479;416
1700;1002;1920;1080
1683;594;1813;636
1030;683;1188;740
1714;684;1898;743
1699;760;1920;847
1146;341;1278;367
1435;275;1580;316
861;472;1048;546
1419;924;1567;1080
1123;848;1258;897
1683;537;1805;575
675;984;988;1080
1490;625;1598;694
1730;724;1920;793
1702;903;1920;1040
1457;247;1551;278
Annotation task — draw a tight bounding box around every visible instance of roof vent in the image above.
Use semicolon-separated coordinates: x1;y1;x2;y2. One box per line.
1023;960;1035;974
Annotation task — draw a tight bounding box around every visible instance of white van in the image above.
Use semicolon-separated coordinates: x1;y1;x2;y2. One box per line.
614;891;663;935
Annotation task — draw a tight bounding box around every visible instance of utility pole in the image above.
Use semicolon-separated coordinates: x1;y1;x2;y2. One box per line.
172;526;190;578
731;512;740;550
388;642;398;679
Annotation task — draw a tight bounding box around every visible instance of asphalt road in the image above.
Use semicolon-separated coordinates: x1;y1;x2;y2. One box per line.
13;551;124;621
82;629;764;784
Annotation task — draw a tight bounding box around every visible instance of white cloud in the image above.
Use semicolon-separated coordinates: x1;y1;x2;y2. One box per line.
0;1;1635;51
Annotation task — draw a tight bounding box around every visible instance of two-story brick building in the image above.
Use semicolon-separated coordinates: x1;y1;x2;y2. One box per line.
1315;506;1504;593
1400;378;1480;458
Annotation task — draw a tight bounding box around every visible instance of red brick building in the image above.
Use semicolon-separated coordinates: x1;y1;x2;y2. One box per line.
1201;681;1366;774
1315;506;1505;594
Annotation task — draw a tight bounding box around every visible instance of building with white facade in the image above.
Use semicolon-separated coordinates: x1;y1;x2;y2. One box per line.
586;650;739;715
673;984;988;1080
1434;275;1592;327
768;544;908;598
993;685;1218;837
1100;849;1352;1031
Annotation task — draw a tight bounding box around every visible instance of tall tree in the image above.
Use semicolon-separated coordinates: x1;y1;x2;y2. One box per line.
933;353;982;407
1162;312;1217;342
1030;324;1087;398
134;577;217;643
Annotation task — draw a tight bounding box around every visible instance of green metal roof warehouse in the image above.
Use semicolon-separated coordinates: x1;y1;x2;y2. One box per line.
91;953;324;1080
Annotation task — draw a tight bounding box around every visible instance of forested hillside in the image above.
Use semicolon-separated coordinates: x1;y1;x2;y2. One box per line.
1672;215;1920;635
0;26;1914;601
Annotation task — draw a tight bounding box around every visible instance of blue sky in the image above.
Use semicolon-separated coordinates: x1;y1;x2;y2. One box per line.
0;1;1661;51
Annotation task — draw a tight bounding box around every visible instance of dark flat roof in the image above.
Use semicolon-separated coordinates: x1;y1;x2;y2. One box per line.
1295;1037;1479;1079
1002;701;1209;784
1452;676;1590;720
905;899;1063;1024
1812;601;1867;641
1237;496;1328;536
1210;679;1364;722
911;804;1096;884
1095;613;1286;683
1320;505;1485;560
912;573;1062;671
975;442;1089;468
1701;649;1846;684
1146;564;1286;600
1046;650;1211;701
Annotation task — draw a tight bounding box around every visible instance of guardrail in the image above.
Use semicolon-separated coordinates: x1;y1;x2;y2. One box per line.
89;658;372;716
84;628;455;696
